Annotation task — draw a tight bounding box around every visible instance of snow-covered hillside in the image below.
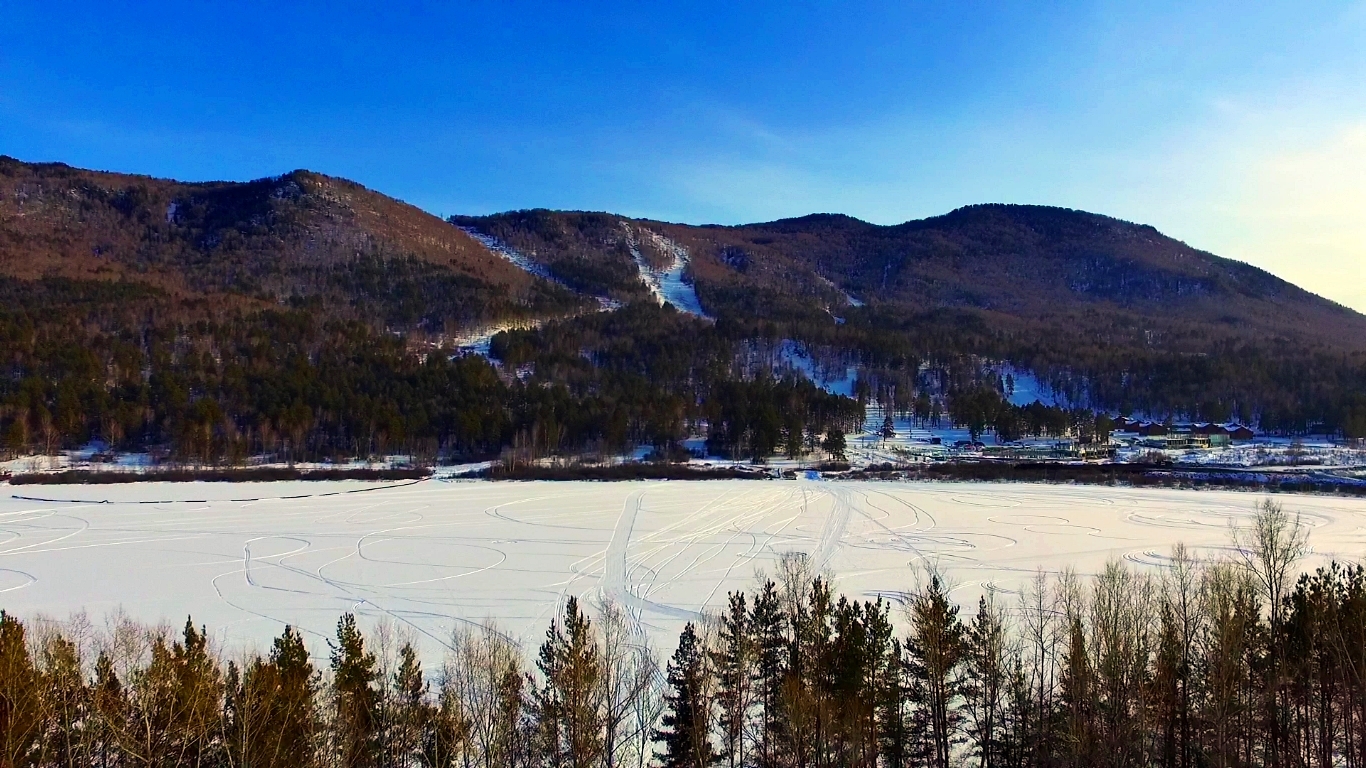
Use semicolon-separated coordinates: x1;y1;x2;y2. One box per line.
741;339;859;396
625;227;711;319
456;226;566;286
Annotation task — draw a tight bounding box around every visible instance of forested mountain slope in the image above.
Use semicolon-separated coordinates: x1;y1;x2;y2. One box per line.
1;156;1363;464
0;156;585;330
459;208;1366;432
459;205;1366;352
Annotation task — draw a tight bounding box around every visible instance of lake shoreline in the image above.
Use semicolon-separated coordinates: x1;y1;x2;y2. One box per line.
6;459;1364;498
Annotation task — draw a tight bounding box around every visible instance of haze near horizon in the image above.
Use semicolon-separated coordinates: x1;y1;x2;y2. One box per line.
2;1;1361;309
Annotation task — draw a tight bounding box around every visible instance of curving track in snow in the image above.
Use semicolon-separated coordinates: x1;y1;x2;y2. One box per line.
4;479;1366;660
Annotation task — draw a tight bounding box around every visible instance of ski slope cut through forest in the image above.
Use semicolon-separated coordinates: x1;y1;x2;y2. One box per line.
455;226;566;286
2;480;1364;661
626;229;711;319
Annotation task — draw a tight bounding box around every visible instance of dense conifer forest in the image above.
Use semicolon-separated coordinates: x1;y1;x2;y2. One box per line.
3;500;1365;767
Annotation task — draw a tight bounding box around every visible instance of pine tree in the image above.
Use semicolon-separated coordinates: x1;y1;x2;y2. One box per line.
964;594;1008;768
750;581;787;768
534;596;605;768
793;578;835;765
879;414;897;443
270;625;320;767
39;633;88;768
118;619;225;767
226;625;319;768
331;613;381;768
655;623;719;768
389;643;431;768
1058;616;1096;768
0;611;45;768
863;600;897;713
168;618;224;766
906;574;966;768
89;652;125;768
821;428;847;461
877;637;911;768
830;596;896;767
1150;603;1183;768
784;415;806;460
804;423;821;456
712;592;753;768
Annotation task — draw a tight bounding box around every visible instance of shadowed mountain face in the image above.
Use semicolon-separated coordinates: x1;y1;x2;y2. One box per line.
457;205;1366;352
0;157;585;330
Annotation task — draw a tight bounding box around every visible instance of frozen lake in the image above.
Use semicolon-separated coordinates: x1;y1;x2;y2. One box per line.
3;479;1365;658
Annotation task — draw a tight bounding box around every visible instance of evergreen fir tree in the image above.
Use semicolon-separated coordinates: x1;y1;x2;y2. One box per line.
906;574;966;768
879;413;897;443
1058;616;1096;768
877;637;911;768
964;594;1009;768
330;613;381;768
535;596;605;768
750;581;787;768
89;652;124;768
270;625;320;767
389;643;431;767
0;611;44;768
713;592;753;768
39;633;87;768
821;428;847;461
655;623;719;768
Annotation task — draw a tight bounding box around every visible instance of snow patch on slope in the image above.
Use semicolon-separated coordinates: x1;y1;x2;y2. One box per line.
771;340;859;396
456;226;565;287
451;319;545;356
816;274;864;308
625;227;711;319
452;227;626;356
997;365;1075;408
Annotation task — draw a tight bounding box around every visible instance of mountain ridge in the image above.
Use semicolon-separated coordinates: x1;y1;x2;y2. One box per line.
457;202;1364;355
2;155;1355;332
2;155;1364;461
0;155;587;330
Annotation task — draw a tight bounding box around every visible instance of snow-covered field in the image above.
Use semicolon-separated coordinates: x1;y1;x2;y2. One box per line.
3;479;1364;660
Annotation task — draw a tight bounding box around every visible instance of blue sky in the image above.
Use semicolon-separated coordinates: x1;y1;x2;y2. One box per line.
2;1;1363;308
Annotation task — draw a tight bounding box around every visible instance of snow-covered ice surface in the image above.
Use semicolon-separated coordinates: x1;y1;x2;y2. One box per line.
4;479;1365;660
626;229;710;319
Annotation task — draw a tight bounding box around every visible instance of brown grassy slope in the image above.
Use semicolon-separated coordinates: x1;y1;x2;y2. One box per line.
0;157;583;328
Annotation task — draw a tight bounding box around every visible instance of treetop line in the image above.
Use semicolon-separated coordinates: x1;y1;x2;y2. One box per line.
3;499;1363;768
